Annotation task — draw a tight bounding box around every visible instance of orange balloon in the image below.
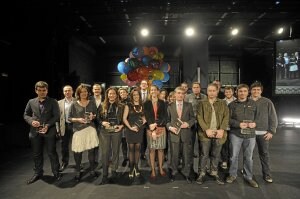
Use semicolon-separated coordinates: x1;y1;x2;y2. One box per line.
143;47;150;56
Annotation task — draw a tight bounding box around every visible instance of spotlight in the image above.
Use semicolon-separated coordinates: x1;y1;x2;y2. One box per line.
231;28;239;36
275;1;280;5
277;27;284;34
141;28;149;37
185;27;195;37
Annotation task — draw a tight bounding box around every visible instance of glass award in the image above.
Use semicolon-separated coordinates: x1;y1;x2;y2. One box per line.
84;112;91;123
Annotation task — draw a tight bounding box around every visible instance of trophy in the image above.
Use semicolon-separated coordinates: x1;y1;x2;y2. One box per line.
84;112;91;124
172;118;183;135
36;122;46;133
133;118;143;131
105;117;118;132
241;120;254;135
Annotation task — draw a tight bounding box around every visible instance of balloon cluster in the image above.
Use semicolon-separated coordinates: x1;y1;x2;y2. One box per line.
117;46;171;88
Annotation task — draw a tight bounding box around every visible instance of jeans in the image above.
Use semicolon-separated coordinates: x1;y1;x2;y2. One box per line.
229;134;256;180
256;134;271;177
198;139;223;175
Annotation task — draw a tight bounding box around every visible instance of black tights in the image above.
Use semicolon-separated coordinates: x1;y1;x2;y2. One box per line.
74;149;95;172
128;143;141;170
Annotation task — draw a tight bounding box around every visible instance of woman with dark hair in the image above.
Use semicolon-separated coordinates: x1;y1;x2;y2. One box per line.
144;85;168;179
123;88;146;178
68;84;99;182
98;87;124;185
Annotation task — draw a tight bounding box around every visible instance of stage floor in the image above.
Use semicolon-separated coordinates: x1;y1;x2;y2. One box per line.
1;127;299;199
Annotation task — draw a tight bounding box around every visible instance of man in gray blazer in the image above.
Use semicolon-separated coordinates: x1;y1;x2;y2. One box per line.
167;86;195;183
24;81;62;184
58;85;75;171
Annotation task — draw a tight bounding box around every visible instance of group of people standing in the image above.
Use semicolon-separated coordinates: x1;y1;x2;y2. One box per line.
24;79;277;189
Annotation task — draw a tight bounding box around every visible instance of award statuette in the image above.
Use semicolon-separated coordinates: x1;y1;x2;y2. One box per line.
241;120;254;135
133;118;143;131
84;112;91;124
172;118;183;135
105;117;118;133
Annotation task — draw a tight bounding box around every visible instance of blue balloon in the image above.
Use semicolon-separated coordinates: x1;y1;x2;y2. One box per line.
162;72;170;82
152;80;163;89
123;64;132;74
142;55;152;66
132;47;144;58
117;61;126;73
160;62;169;72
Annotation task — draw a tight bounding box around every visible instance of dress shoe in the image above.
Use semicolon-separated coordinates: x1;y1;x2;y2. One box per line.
245;178;259;188
27;174;42;184
54;173;63;181
121;159;128;167
185;176;192;184
74;172;81;182
169;174;175;182
60;163;68;171
90;171;99;179
99;176;108;185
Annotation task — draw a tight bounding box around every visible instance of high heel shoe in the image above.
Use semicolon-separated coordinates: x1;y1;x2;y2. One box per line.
90;171;99;179
150;171;156;180
134;167;140;177
129;168;134;178
160;169;167;177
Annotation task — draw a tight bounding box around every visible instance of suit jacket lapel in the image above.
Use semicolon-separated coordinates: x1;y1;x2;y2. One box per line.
34;98;42;118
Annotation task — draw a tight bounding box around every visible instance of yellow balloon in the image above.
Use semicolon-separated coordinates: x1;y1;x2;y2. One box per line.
120;74;127;81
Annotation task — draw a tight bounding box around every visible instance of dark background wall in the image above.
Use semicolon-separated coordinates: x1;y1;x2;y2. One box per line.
1;3;299;152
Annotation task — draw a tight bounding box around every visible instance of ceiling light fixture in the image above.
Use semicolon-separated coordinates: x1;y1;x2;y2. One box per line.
141;28;149;37
277;27;284;34
231;28;239;36
185;27;195;37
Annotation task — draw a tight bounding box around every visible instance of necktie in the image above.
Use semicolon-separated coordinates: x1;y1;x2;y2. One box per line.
177;103;182;118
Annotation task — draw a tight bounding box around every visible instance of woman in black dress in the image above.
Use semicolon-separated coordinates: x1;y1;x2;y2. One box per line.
144;85;168;179
122;88;146;178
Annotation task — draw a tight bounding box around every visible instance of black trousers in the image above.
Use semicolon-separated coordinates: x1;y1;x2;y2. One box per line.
31;129;60;175
61;123;72;164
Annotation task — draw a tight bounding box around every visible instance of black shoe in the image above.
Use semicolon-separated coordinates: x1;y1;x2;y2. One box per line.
54;173;63;181
60;162;68;171
99;176;108;185
111;171;118;178
74;172;81;182
196;174;204;185
27;174;42;184
121;159;128;167
170;174;175;182
90;171;99;179
185;176;192;184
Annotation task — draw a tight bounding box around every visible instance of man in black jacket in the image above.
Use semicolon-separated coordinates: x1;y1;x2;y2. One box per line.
24;81;62;184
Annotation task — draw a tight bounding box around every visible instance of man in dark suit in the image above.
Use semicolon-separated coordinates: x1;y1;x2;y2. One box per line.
24;81;62;184
167;86;195;183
